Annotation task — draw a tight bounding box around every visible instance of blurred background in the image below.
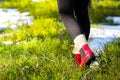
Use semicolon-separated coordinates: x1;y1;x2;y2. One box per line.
0;0;120;24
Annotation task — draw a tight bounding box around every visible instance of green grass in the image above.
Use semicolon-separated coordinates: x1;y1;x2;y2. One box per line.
0;0;120;79
0;34;120;79
0;18;63;42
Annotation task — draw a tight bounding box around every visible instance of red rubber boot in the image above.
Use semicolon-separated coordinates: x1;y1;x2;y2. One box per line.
80;44;95;67
74;54;81;66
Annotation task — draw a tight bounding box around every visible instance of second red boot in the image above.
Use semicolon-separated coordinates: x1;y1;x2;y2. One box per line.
74;54;81;66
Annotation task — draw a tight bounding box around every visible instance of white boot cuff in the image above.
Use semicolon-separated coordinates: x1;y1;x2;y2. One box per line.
73;34;87;54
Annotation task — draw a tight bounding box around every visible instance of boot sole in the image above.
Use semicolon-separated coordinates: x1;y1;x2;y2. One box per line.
86;55;96;66
80;55;96;67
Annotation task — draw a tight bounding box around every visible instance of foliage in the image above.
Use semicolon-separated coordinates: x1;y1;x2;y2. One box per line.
0;0;120;23
0;18;63;42
90;0;120;23
0;0;32;12
29;0;59;19
0;0;59;19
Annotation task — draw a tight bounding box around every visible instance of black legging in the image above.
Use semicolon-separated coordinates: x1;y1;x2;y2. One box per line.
57;0;90;40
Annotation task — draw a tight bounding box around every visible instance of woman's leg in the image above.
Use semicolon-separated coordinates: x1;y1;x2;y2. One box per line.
57;0;83;40
57;0;95;67
57;0;86;66
73;0;95;67
74;0;90;40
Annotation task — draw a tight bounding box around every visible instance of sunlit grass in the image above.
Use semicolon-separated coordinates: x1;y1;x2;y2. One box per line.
0;36;120;79
0;18;64;42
